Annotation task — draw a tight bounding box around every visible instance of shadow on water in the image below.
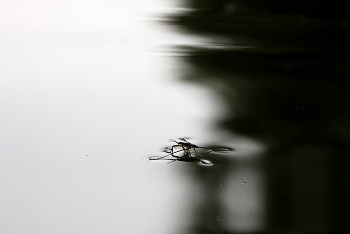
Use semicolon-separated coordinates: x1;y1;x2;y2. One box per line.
164;1;350;233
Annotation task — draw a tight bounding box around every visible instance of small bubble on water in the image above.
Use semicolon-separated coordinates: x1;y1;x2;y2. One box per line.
216;216;223;221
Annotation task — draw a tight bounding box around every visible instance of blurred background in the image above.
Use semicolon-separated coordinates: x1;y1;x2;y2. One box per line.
1;0;349;234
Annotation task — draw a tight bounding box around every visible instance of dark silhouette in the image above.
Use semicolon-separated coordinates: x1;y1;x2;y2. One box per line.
166;0;350;233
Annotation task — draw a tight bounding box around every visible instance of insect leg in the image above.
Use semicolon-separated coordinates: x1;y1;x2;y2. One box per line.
198;149;214;156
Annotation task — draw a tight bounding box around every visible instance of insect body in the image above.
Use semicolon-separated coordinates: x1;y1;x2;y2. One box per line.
149;138;232;166
150;147;213;166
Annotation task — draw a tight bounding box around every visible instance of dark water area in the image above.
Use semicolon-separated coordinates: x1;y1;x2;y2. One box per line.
166;1;350;233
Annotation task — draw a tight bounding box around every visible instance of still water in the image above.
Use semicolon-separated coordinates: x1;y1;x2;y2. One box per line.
2;1;350;234
168;1;350;233
0;1;261;234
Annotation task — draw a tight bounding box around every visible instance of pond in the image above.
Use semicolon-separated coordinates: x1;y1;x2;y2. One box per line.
0;1;244;234
1;1;350;234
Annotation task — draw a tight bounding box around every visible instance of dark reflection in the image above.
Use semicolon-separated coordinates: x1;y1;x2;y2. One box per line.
167;1;350;233
186;155;234;234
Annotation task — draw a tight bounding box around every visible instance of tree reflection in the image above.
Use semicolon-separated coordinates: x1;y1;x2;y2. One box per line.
168;1;350;233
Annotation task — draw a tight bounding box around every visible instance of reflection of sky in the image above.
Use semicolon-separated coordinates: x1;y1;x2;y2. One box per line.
0;1;266;233
0;1;219;234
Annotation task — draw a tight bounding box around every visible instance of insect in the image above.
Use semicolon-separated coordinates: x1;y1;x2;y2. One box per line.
150;148;213;166
149;138;232;166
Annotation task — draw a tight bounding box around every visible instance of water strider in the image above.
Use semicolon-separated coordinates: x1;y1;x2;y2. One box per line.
149;138;233;166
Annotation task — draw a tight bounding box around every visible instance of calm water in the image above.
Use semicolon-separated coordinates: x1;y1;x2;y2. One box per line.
1;1;350;234
0;2;219;234
168;1;350;233
0;1;257;234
